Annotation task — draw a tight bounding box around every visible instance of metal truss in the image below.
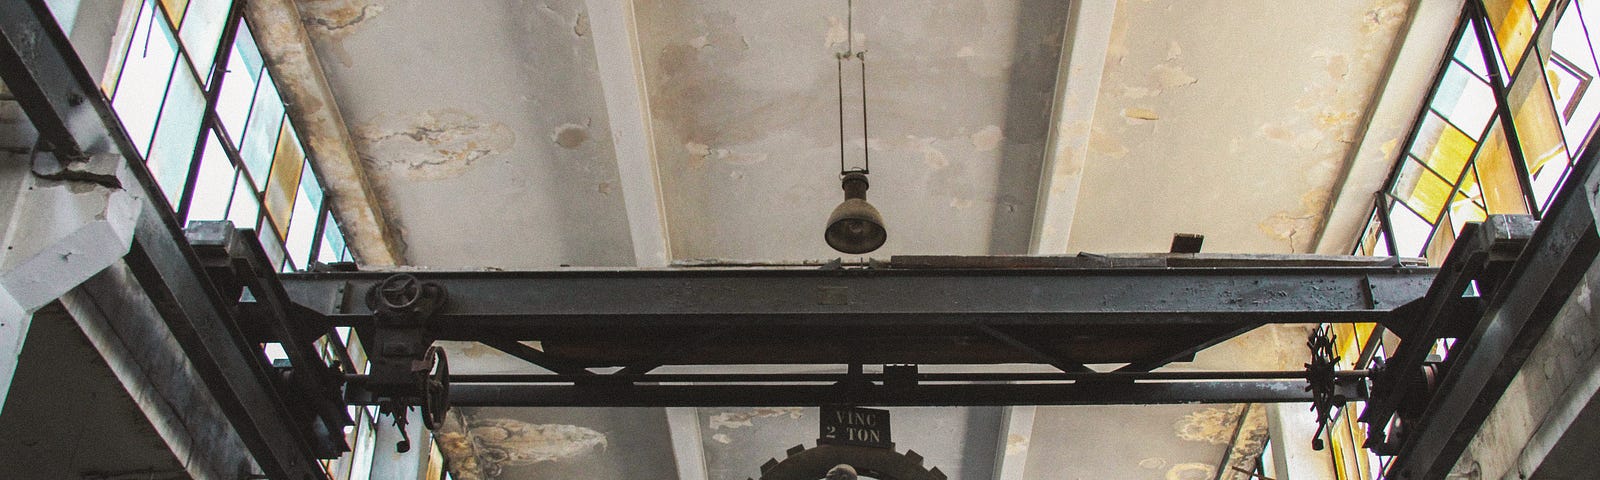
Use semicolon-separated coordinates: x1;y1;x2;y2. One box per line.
275;256;1437;410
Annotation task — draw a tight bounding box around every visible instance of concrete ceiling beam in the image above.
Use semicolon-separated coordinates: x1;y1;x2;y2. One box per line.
588;0;671;267
1312;0;1467;254
666;407;710;480
1029;0;1118;255
242;0;404;266
991;405;1036;480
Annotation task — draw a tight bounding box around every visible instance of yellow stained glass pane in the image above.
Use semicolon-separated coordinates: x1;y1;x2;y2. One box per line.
1474;122;1533;214
264;127;305;238
1414;114;1476;181
1485;0;1537;73
160;0;189;27
1397;159;1454;220
1510;60;1569;174
1426;220;1457;266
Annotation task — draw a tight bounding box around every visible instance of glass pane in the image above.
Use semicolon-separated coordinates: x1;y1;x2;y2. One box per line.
259;227;287;271
1389;201;1433;258
1510;55;1571;174
178;0;229;80
1410;113;1477;182
186;132;233;222
240;71;285;189
1485;0;1538;74
1373;232;1392;257
225;172;260;230
1455;22;1491;78
1394;158;1454;221
1426;218;1457;265
317;211;347;264
111;0;179;156
1531;158;1572;212
1357;212;1383;256
285;165;323;270
1474;121;1533;214
216;25;262;141
146;65;206;208
1532;0;1553;18
159;0;188;27
264;127;306;238
1449;192;1489;234
1431;63;1497;136
1456;168;1489;209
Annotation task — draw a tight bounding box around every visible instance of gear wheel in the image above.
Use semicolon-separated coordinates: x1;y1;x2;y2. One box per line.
749;444;946;480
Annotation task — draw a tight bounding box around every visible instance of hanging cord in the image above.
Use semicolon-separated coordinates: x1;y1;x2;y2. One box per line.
837;53;847;175
834;0;870;175
859;50;869;174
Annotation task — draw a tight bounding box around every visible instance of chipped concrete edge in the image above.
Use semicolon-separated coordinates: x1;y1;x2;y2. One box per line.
243;0;404;266
1311;0;1466;254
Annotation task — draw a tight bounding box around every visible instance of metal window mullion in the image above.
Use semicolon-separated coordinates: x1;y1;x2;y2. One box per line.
175;2;244;223
306;197;330;266
1376;193;1401;257
1407;153;1461;186
1471;1;1544;218
105;1;146;106
1452;55;1494;85
1421;131;1492;254
150;0;220;91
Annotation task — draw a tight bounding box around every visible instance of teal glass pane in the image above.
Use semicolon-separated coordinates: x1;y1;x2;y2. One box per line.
259;227;287;271
1432;63;1497;137
146;65;206;208
111;0;179;156
185;132;233;222
216;24;261;141
317;211;346;264
177;0;229;81
239;71;284;189
44;0;81;35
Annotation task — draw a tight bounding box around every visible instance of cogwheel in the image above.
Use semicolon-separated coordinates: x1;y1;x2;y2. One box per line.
752;443;947;480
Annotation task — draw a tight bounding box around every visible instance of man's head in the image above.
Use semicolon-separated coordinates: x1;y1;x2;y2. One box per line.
824;464;858;480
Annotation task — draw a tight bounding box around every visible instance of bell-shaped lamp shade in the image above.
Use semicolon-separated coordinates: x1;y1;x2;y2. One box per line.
825;172;886;254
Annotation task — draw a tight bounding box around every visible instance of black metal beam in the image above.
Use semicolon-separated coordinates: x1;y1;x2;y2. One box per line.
0;1;118;161
283;266;1435;330
1384;127;1600;477
345;380;1366;408
0;2;329;477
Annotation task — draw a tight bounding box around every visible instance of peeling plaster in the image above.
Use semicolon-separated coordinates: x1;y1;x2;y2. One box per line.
1174;406;1242;445
1122;107;1160;122
1151;63;1197;88
1121;86;1161;99
353;109;516;180
1089;128;1128;159
298;0;385;67
712;433;732;444
1004;433;1029;456
1165;462;1216;480
1139;457;1167;470
707;407;804;430
970;125;1003;151
437;416;608;480
553;123;591;149
573;11;590;37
